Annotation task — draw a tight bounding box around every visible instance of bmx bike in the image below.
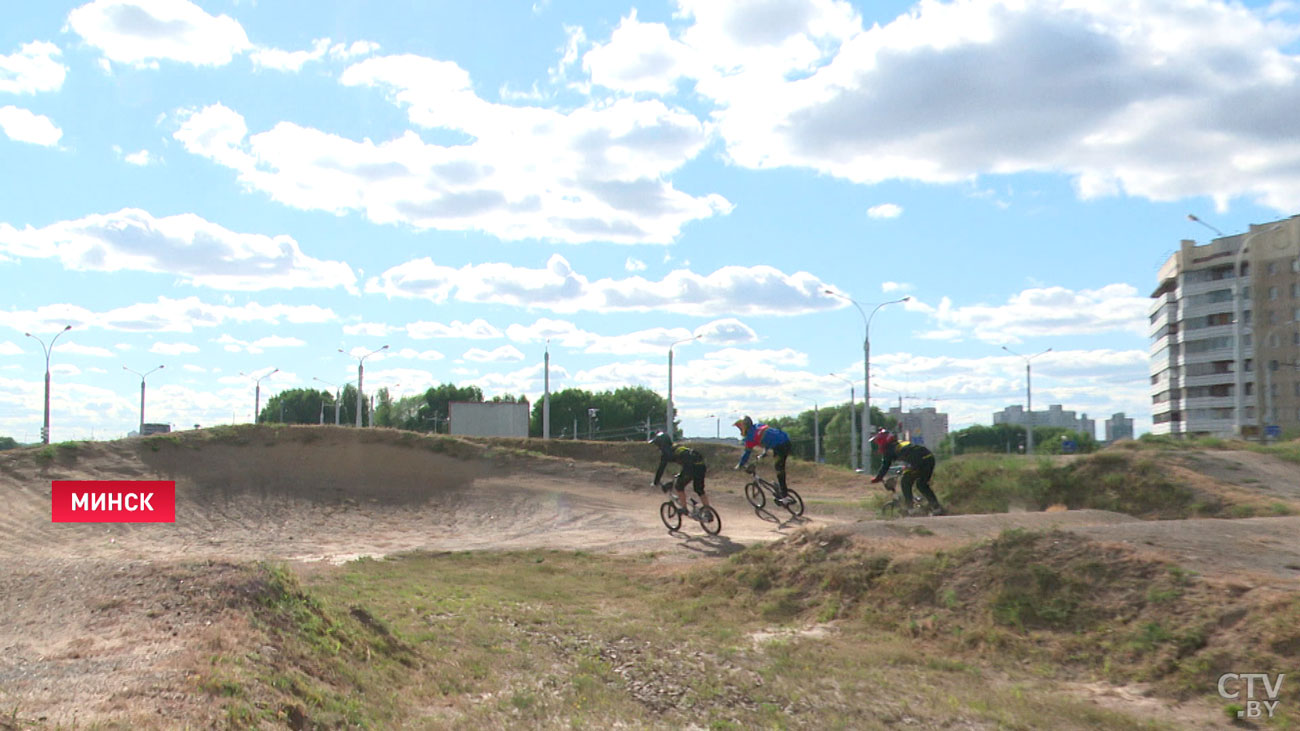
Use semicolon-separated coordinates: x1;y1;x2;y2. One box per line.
658;483;722;535
876;470;933;519
741;463;805;517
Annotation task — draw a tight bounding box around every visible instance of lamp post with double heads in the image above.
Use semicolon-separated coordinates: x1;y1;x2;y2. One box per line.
312;376;351;425
123;364;164;435
825;290;910;468
25;325;73;444
1001;346;1051;455
666;335;699;438
340;345;389;428
240;367;279;424
829;373;858;470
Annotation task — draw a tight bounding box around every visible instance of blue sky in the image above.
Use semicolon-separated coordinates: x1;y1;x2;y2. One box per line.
3;0;1299;442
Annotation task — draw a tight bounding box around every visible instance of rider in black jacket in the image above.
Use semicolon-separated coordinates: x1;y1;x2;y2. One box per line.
650;432;712;517
869;429;946;516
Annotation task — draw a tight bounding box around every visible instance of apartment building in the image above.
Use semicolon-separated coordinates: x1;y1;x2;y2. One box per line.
886;406;949;447
993;404;1095;439
1150;215;1300;437
1104;412;1134;442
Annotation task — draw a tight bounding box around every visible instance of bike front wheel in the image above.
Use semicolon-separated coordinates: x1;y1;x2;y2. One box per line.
698;505;722;535
782;488;805;517
744;481;765;509
660;501;682;532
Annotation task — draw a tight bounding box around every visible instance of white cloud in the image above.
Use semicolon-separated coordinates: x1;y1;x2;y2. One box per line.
0;342;23;356
405;319;502;340
250;38;330;72
463;345;526;363
694;318;758;345
0;41;66;94
343;322;394;337
150;341;198;355
67;0;251;68
868;203;903;219
0;208;358;292
625;257;647;272
368;254;837;316
583;9;697;95
215;334;306;354
391;347;445;362
123;149;154;165
919;283;1149;344
0;106;62;146
881;281;913;293
60;343;115;357
1;296;336;334
606;0;1300;214
174;50;732;243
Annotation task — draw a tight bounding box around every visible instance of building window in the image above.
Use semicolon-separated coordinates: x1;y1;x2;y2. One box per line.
1270;334;1281;348
1269;310;1279;325
1293;282;1300;298
1268;262;1278;275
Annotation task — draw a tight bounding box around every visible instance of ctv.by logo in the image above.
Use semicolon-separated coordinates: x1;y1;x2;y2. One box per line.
1218;673;1285;720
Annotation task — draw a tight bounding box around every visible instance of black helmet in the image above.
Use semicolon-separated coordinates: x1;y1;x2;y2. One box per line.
649;432;672;449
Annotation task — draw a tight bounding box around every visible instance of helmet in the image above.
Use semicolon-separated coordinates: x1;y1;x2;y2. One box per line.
870;428;897;450
733;416;753;434
649;432;672;449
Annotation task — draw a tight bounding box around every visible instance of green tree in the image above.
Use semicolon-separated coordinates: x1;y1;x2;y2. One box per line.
415;383;485;433
259;388;334;425
530;386;668;440
0;436;18;450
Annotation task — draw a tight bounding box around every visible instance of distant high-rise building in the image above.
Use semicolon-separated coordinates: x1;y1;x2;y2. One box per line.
1104;412;1134;442
1150;215;1300;438
993;404;1095;440
887;406;949;447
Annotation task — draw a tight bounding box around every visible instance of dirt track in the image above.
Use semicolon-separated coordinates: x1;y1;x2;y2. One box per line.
2;428;1299;726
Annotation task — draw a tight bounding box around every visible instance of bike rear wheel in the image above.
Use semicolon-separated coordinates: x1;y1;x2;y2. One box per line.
782;488;805;517
744;481;766;509
698;505;722;535
660;501;682;531
878;496;899;519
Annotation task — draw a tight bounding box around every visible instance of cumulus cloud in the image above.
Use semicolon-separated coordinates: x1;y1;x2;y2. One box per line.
67;0;251;68
463;345;526;363
174;51;732;243
589;0;1300;213
868;203;903;219
150;341;198;355
367;254;836;316
2;296;336;334
0;106;62;146
0;41;67;94
625;257;647;272
405;319;503;340
914;283;1149;344
0;208;358;292
215;333;306;354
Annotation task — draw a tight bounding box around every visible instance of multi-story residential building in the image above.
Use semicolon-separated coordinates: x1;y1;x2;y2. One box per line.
1104;412;1134;442
886;406;948;447
1150;215;1300;437
993;404;1096;439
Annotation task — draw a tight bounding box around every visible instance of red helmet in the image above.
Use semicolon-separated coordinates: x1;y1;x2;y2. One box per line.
870;429;896;450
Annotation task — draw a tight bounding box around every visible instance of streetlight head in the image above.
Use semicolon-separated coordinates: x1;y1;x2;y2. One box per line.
337;348;345;354
381;344;390;350
63;325;72;331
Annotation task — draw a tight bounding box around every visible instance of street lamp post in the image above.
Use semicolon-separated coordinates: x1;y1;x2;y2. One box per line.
240;367;279;424
312;377;350;425
1002;346;1051;455
25;325;72;444
340;345;389;428
829;373;858;470
666;335;699;437
825;291;910;467
123;364;164;435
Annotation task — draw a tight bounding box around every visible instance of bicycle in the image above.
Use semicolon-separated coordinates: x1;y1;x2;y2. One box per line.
876;471;931;519
741;463;805;517
658;483;722;535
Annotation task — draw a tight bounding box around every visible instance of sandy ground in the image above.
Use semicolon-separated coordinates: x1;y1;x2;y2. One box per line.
1;429;1298;727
